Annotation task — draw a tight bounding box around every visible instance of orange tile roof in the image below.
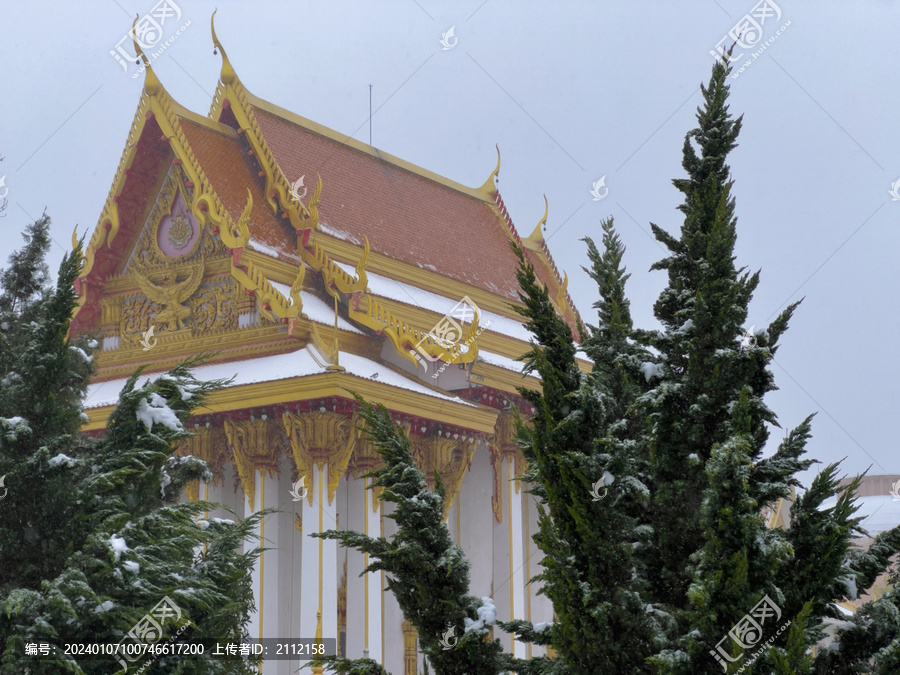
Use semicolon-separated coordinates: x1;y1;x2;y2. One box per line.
177;117;298;262
252;107;528;300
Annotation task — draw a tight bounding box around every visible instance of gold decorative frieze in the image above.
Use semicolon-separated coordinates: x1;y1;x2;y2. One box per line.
188;277;240;334
118;272;240;346
119;293;159;348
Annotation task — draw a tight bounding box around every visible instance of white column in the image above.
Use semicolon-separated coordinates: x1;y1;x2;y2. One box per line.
346;474;383;662
347;478;382;663
526;490;552;658
460;442;493;600
300;463;339;646
491;452;527;655
508;457;526;658
381;501;405;675
246;468;263;641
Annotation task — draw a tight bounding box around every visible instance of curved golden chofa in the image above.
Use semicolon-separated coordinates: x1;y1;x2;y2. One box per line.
210;10;237;85
477;144;501;196
526;193;549;244
220;188;252;250
353;237;370;292
131;16;162;96
288;261;306;311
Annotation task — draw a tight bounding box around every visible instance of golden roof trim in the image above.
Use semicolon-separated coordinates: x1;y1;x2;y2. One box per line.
522;194;548;250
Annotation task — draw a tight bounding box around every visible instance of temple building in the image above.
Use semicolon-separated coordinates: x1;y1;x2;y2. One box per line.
72;15;586;674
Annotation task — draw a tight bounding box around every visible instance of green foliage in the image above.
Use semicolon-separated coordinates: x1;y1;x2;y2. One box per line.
0;217;265;673
506;237;656;675
510;54;900;675
312;395;514;675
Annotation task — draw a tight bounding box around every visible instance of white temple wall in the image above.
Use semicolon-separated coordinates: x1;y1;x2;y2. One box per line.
459;442;494;601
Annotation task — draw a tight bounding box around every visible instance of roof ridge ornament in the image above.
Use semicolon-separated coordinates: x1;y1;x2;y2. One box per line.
220;188;252;249
476;144;500;196
211;10;237;85
525;194;548;245
132;15;162;95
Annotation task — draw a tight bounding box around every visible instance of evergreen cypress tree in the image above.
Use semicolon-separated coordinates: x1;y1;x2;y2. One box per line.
312;395;516;675
632;56;900;673
0;217;266;674
500;224;657;674
510;55;900;674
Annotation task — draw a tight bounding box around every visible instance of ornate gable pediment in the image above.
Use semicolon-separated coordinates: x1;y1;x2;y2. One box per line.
109;165;241;348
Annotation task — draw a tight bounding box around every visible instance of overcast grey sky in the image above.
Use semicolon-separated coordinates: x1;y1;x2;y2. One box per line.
1;1;897;486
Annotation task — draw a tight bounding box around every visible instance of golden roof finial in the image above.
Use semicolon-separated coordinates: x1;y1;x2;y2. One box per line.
131;16;162;95
477;144;501;195
525;194;549;244
211;10;237;85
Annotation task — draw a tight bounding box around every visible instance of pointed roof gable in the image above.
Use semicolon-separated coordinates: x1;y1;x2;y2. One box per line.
176;116;297;263
73;14;581;371
202;13;577;325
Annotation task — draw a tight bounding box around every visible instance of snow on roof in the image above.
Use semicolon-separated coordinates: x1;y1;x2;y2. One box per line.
249;238;283;259
83;348;470;410
319;221;363;245
332;262;532;342
820;494;900;535
477;349;540;379
266;283;363;334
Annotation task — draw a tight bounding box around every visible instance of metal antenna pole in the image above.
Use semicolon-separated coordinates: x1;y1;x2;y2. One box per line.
369;84;373;145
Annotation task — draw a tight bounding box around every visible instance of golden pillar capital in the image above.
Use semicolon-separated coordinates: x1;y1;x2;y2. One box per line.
410;435;476;520
175;424;227;502
222;416;284;505
282;411;357;506
489;412;524;521
348;434;385;511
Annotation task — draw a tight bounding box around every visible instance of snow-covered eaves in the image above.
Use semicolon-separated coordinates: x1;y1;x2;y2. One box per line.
249;237;291;260
83;348;473;410
477;349;539;379
332;262;532;342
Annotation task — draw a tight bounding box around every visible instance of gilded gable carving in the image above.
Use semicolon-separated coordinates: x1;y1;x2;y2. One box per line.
127;164;226;274
189;277;240;334
118;274;240;345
